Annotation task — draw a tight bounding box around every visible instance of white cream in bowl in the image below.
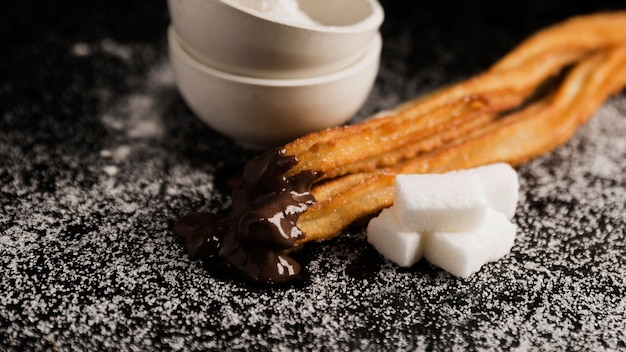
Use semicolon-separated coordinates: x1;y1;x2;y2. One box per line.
225;0;382;28
223;0;322;27
168;0;384;79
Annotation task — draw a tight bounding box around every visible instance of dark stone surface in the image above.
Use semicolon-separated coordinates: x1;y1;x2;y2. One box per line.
1;1;625;350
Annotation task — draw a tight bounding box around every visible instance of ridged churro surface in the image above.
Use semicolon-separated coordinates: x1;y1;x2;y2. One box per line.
289;12;626;244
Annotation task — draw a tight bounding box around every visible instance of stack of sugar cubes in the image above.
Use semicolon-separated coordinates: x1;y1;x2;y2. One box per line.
367;163;519;278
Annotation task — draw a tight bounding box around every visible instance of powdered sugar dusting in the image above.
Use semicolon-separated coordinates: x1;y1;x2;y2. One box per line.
3;17;626;351
100;60;174;140
3;86;626;350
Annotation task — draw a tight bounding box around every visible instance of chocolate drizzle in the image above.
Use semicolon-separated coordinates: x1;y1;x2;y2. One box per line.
174;148;320;284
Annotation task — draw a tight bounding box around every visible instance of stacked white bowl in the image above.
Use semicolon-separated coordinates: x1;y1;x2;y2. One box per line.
167;0;384;149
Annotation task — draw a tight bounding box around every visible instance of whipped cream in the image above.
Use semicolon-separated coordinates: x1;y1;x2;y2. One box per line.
226;0;321;26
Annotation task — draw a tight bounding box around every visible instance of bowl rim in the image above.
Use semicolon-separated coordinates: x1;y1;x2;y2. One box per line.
218;0;385;34
168;26;382;87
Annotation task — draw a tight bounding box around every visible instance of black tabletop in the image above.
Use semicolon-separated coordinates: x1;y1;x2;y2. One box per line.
2;1;626;350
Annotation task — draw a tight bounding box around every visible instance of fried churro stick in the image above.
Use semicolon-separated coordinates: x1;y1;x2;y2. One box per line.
286;12;626;179
491;12;626;72
327;108;494;179
295;46;626;244
284;51;580;178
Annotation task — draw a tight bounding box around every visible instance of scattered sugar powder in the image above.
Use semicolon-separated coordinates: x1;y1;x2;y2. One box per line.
71;42;91;57
100;145;132;162
100;38;133;62
3;29;626;351
102;165;119;177
100;58;174;140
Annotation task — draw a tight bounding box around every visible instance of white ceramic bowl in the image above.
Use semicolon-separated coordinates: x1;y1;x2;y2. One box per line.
168;26;382;149
167;0;384;79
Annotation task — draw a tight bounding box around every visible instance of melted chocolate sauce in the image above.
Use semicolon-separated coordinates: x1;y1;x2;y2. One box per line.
174;149;320;284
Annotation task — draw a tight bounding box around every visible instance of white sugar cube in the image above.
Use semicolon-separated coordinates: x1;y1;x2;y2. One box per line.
471;163;519;219
367;208;424;267
394;172;488;233
424;208;517;278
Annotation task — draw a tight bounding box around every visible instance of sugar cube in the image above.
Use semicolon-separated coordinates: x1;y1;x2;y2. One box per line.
367;208;424;267
424;208;517;278
394;172;488;233
471;163;519;219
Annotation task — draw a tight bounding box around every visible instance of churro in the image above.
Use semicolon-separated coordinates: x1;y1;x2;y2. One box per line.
297;46;626;243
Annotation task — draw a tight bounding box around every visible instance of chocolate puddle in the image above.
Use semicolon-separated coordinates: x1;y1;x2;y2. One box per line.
174;148;320;284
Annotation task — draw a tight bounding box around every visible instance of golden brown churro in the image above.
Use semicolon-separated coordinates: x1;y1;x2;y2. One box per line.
290;12;626;245
175;12;626;284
